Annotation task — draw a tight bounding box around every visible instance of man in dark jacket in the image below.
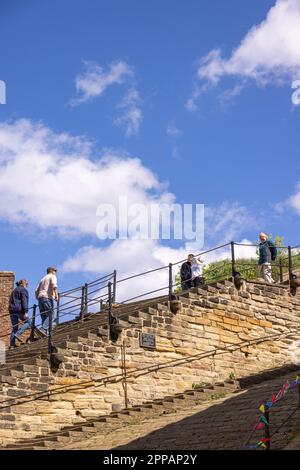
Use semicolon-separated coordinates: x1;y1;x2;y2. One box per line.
258;233;276;283
180;254;194;291
9;279;30;349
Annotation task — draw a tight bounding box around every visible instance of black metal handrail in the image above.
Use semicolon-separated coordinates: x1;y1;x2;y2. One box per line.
4;240;300;360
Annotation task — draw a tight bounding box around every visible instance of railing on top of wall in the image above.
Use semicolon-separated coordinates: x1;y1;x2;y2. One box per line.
3;241;300;363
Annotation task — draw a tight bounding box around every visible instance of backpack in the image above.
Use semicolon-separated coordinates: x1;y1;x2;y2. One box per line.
268;242;277;261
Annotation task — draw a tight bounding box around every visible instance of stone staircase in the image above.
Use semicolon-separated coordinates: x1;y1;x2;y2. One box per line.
4;379;240;449
0;277;299;448
6;364;300;450
1;277;293;373
0;295;169;370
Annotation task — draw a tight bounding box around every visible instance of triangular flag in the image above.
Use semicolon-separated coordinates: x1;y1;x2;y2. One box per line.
259;404;265;413
271;393;277;403
261;416;269;426
255;422;263;430
257;441;267;449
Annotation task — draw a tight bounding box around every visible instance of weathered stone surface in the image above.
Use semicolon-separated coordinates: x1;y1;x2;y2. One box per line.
0;279;300;447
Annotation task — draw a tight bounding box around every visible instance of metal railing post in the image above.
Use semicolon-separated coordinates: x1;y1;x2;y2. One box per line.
80;285;85;321
100;298;103;313
121;341;128;409
30;304;37;342
231;241;236;277
279;258;283;284
108;281;113;326
168;263;173;301
56;293;60;325
264;408;270;450
84;283;88;317
48;306;53;356
288;246;293;281
112;270;117;303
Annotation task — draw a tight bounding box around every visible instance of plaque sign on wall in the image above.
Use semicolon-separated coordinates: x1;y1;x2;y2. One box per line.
140;333;156;349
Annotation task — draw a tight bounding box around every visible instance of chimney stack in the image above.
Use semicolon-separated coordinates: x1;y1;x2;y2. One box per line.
0;271;15;350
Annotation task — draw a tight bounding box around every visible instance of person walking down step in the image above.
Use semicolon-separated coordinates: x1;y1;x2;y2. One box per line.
9;279;30;350
180;254;194;291
258;232;277;284
192;256;205;287
35;267;58;334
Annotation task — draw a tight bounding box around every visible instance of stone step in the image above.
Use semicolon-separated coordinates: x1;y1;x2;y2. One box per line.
78;425;99;434
2;376;241;450
199;285;220;294
62;430;87;439
141;403;165;410
21;434;71;447
162;395;186;403
30;446;48;450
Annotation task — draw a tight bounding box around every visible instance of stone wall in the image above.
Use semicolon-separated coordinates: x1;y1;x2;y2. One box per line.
0;272;14;349
1;279;300;446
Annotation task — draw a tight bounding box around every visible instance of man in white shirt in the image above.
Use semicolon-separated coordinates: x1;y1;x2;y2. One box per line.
35;267;58;333
191;256;205;287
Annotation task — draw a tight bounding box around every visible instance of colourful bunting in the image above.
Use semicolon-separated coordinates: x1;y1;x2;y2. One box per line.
285;380;289;390
248;376;300;451
257;441;267;449
261;416;269;426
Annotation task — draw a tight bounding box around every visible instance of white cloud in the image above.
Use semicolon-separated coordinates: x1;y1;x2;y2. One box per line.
0;119;262;300
200;238;257;267
205;202;259;245
71;60;144;136
114;89;143;137
70;60;133;106
61;236;258;302
61;239;187;302
166;124;182;137
287;182;300;214
0;119;173;237
188;0;300;109
277;179;300;216
171;146;181;160
185;97;198;112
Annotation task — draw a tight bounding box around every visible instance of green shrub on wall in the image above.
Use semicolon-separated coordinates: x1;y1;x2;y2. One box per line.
174;235;300;292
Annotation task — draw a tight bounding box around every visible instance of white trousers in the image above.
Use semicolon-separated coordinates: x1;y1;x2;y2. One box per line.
260;263;274;284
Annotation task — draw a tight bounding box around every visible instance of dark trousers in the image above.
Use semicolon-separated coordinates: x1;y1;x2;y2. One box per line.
193;276;205;287
38;297;54;331
10;312;30;347
181;280;193;291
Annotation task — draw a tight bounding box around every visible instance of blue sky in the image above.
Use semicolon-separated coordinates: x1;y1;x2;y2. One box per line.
1;0;300;302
